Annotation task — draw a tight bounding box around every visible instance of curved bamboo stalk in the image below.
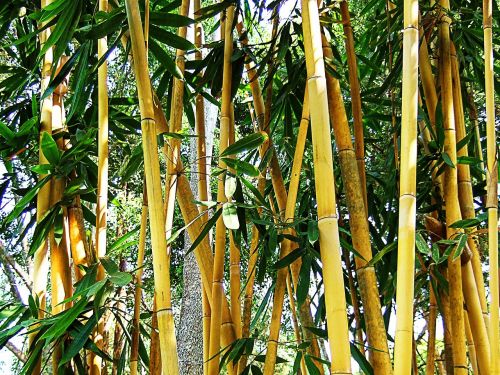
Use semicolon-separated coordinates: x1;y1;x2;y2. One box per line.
321;30;392;375
130;185;148;375
302;0;351;372
483;0;499;372
340;0;367;211
438;1;467;372
124;1;179;373
393;0;418;373
30;1;54;371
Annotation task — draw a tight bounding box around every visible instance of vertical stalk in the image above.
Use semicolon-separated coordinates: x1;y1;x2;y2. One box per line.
425;281;437;375
130;185;147;375
451;43;491;374
483;0;499;372
340;0;367;210
393;0;418;373
302;0;351;372
30;1;53;371
124;1;179;373
68;195;89;281
149;297;161;375
322;30;392;374
438;1;467;372
208;5;234;374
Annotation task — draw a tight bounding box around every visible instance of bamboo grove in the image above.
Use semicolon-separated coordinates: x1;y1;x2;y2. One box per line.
0;0;498;373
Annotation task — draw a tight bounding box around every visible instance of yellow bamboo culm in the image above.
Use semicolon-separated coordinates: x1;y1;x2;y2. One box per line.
68;196;89;281
393;0;418;373
193;0;211;371
124;1;179;374
438;0;468;373
302;0;351;372
208;5;235;375
30;1;54;372
483;0;499;373
451;42;491;374
321;28;392;375
340;0;367;210
130;186;148;375
50;65;73;372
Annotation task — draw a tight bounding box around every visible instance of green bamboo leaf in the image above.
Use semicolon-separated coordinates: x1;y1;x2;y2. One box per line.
415;232;429;254
296;253;311;307
221;158;260;177
453;233;468;261
59;316;97;366
148;39;183;79
149;25;196;51
441;152;455;168
225;175;237;199
186;208;222;255
221;132;268;157
273;247;306;269
449;218;481;229
41;131;60;165
149;12;194;27
307;220;319;244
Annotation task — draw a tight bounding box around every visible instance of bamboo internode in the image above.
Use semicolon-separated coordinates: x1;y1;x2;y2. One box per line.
394;0;418;373
302;0;351;372
124;0;179;373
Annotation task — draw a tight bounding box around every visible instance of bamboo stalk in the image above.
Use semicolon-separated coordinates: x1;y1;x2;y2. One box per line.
112;259;126;375
340;0;367;211
150;297;161;375
483;0;499;372
124;1;179;373
193;1;211;371
464;312;479;374
176;175;237;374
302;0;351;372
130;186;148;375
30;1;54;371
438;1;468;372
68;196;89;281
393;0;418;373
425;280;438;375
50;73;73;373
322;30;392;375
208;5;234;373
451;43;491;374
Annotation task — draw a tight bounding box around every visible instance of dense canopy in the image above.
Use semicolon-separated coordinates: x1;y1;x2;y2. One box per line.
0;0;498;374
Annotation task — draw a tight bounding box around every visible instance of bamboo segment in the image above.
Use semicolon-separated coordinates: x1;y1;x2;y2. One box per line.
208;5;234;374
393;0;418;373
464;312;479;374
340;0;367;210
483;0;499;373
96;0;109;281
321;31;392;375
130;186;148;375
263;89;311;375
150;298;161;375
483;0;500;375
302;0;351;372
124;1;179;373
439;1;468;373
30;1;53;371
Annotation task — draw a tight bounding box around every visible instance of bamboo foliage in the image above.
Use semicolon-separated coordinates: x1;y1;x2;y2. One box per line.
302;0;351;372
124;1;179;374
393;0;418;373
483;0;499;372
